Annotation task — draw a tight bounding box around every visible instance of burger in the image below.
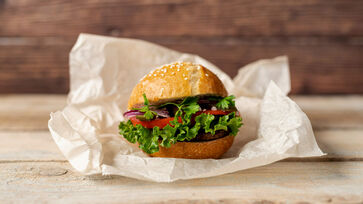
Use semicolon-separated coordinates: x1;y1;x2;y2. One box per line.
119;62;243;159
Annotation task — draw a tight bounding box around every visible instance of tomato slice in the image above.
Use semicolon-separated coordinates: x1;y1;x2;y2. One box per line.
194;110;231;116
129;110;235;129
129;117;182;129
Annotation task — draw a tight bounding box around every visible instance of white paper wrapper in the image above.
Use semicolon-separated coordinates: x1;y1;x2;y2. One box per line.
48;33;324;182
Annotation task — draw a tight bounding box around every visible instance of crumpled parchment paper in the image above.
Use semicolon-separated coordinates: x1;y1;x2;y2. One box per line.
48;33;324;182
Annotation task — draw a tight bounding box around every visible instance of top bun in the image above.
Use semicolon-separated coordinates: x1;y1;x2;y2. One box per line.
128;62;228;109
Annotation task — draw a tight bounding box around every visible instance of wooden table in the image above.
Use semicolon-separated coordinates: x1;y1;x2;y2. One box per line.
1;95;362;203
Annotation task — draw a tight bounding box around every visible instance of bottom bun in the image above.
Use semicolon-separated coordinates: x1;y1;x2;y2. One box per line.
149;135;234;159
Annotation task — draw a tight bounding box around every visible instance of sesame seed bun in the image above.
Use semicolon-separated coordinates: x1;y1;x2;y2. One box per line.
127;62;228;109
128;62;234;159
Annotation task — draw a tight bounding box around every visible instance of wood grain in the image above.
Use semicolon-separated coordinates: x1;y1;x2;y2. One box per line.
314;130;363;160
0;95;362;161
0;94;65;130
0;94;362;202
1;129;362;162
0;0;362;37
1;37;362;94
0;161;362;203
0;131;63;161
1;95;362;131
0;43;71;93
291;95;363;130
0;0;363;94
165;38;363;94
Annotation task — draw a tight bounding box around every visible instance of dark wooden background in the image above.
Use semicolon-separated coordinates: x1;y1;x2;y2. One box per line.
0;0;362;94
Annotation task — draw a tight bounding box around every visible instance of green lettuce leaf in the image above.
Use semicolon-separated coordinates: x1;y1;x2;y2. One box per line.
216;95;236;110
195;113;215;134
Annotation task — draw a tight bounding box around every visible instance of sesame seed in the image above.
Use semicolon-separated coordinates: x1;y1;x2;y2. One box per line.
182;74;186;77
184;78;188;80
197;66;201;70
205;73;209;76
161;74;164;76
153;74;157;76
177;68;180;71
163;69;167;73
171;72;175;75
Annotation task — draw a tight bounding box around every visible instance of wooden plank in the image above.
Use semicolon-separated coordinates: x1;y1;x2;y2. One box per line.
0;94;65;131
1;129;362;162
292;95;363;129
0;0;362;94
1;95;362;161
315;130;363;160
1;95;362;131
0;43;71;93
1;38;362;94
0;0;362;37
164;38;363;94
1;113;362;162
0;131;64;161
0;161;362;203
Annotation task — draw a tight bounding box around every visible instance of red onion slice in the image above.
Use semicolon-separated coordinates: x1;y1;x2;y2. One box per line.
123;109;170;119
123;110;144;118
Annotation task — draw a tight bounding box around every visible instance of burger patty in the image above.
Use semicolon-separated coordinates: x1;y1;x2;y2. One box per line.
190;130;229;142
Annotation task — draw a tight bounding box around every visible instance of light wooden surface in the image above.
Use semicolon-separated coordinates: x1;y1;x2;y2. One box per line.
0;95;363;203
